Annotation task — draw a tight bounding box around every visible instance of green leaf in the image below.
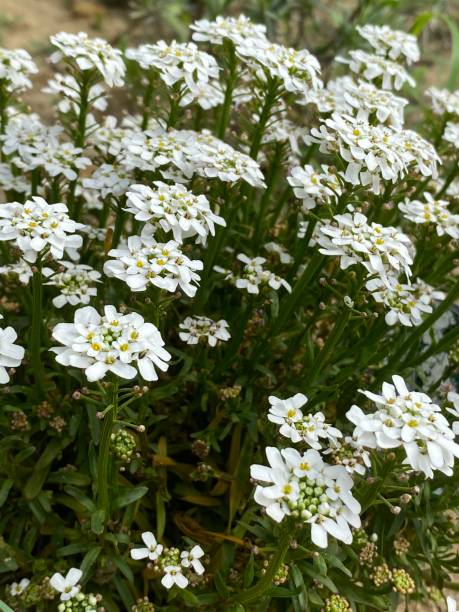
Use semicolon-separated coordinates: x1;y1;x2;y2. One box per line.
113;575;135;609
80;546;102;578
410;11;433;36
0;600;14;612
91;509;106;535
112;555;134;583
441;15;459;90
0;479;13;508
243;553;255;588
214;571;231;597
112;486;148;510
179;588;200;606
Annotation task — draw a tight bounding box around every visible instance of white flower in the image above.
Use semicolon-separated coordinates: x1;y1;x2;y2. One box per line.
250;446;361;548
399;192;459;239
104;233;203;297
324;437;371;476
0;47;37;92
191;14;267;46
130;531;164;561
311;113;439;194
268;394;342;449
217;253;291;295
161;565;188;589
0;260;33;285
1;112;62;166
21;141;91;181
179;316;230;347
444;121;459;148
0;163;29;194
236;39;322;95
180;545;205;575
0;318;25;383
288;164;341;211
125;182;225;244
51;305;171;382
426;87;459;117
447;597;458;612
0;197;85;263
9;578;30;596
317;211;413;280
43;261;101;308
50;567;82;601
366;275;445;327
338;50;415;91
356;24;420;64
43;73;107;113
83;163;132;199
50;32;126;87
126;41;219;90
263;242;292;264
347;375;459;478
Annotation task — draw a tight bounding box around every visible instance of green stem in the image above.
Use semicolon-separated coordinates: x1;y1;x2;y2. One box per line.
112;197;126;248
436;158;459;198
97;381;119;520
30;264;45;398
248;76;280;160
253;142;284;247
227;529;290;604
216;41;238;140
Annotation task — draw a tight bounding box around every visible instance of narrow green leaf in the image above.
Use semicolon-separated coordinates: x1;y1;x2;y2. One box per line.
0;479;13;508
91;509;106;535
112;486;148;510
80;546;102;578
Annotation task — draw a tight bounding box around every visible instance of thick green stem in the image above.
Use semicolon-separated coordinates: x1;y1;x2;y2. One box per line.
30;265;45;398
97;381;119;520
216;41;237;140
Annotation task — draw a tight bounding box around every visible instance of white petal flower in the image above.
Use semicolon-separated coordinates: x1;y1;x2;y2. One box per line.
161;565;189;589
191;14;267;46
43;73;107;113
288;164;341;211
0;317;25;384
130;531;164;561
0;197;85;263
399;192;459;239
104;233;203;298
0;48;38;92
50;32;126;87
356;24;420;64
338;50;415;91
51;305;171;382
43;261;101;308
50;567;82;601
216;253;291;295
251;446;361;547
426;87;459;117
348;376;459;478
125;182;225;244
179;316;230;346
180;545;205;575
9;578;30;596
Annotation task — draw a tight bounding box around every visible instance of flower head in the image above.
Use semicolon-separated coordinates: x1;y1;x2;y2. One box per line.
179;316;230;346
356;24;420;64
50;567;82;601
50;32;126;87
0;47;38;92
130;531;164;561
191;14;267;46
43;261;101;308
9;578;30;597
0;197;85;263
0;316;25;383
51;305;171;382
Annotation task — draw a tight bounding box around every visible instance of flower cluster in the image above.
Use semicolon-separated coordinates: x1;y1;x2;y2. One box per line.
125;182;225;244
250;446;361;547
43;261;101;308
215;253;291;294
356;24;420;64
399;193;459;239
130;532;205;589
179;316;230;346
347;376;459;478
0;197;85;263
191;14;267;46
51;305;171;382
104;233;203;297
288;164;341;210
0;47;38;93
317;210;413;280
50;32;126;87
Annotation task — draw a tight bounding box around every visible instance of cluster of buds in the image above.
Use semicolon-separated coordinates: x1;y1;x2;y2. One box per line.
261;559;289;585
370;563;392;587
190;463;216;482
218;385;242;401
391;568;415;594
191;439;210;459
243;309;266;339
17;577;55;607
50;416;67;432
359;541;378;565
111;430;137;463
131;597;155;612
57;592;104;612
323;594;351;612
394;535;410;556
288;478;333;520
36;400;54;418
10;409;29;431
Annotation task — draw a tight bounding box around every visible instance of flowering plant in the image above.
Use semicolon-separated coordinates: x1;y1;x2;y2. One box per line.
1;5;459;612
